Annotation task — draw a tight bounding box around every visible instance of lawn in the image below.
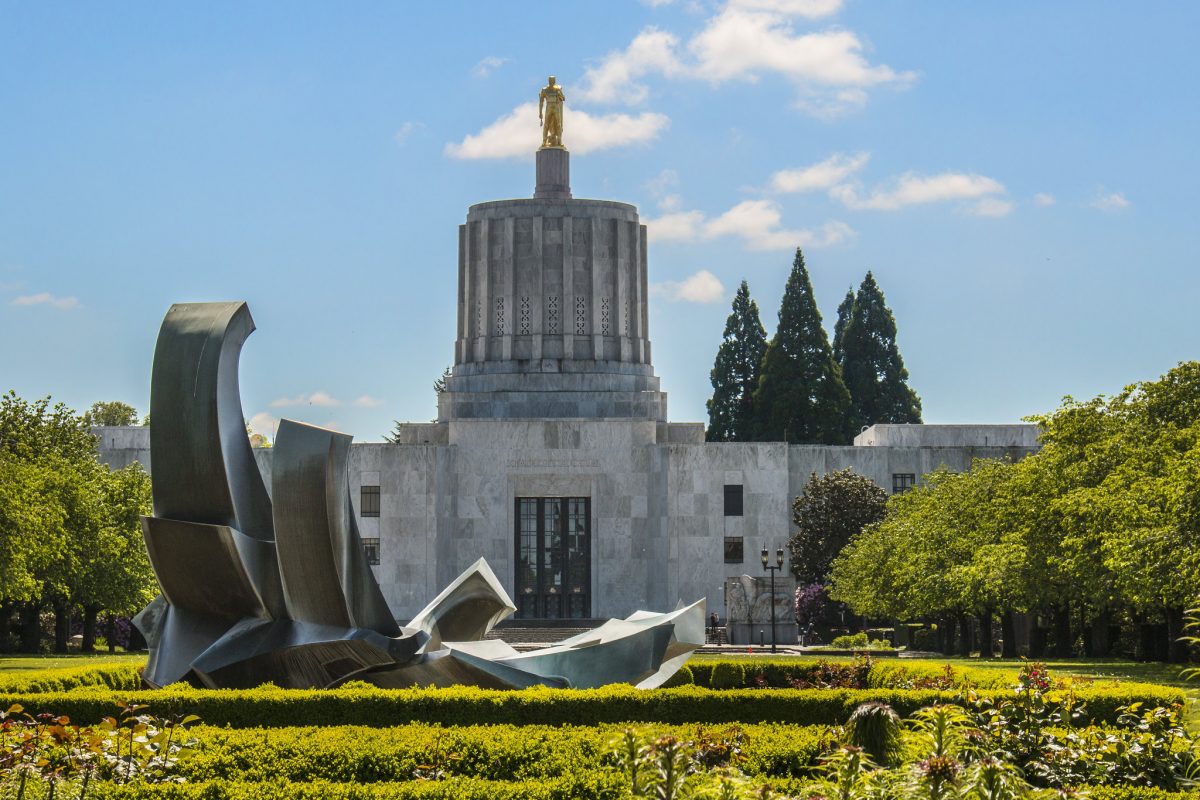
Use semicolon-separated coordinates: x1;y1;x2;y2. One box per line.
0;652;146;672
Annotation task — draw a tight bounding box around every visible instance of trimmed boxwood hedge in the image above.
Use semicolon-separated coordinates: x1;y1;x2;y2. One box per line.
89;775;627;800
0;662;143;693
175;722;830;783
83;779;1200;800
0;683;1182;728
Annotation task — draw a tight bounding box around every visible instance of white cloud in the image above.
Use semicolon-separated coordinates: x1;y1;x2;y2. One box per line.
1090;190;1130;212
707;200;853;249
248;411;279;436
472;56;509;78
769;151;869;193
10;292;79;309
577;29;686;105
831;172;1006;211
270;391;341;408
1033;192;1055;207
645;210;707;242
658;193;684;211
445;102;669;160
689;9;914;116
967;197;1014;218
648;199;853;251
644;168;680;196
394;121;424;146
353;395;384;408
728;0;844;17
651;269;726;303
569;2;906;117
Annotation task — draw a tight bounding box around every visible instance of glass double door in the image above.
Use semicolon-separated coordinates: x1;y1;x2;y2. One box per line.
515;497;591;619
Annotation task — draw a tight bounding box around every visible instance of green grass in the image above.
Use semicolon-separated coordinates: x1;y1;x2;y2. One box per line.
0;653;146;672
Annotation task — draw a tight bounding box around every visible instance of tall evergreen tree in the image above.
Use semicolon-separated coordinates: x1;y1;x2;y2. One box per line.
706;281;768;441
839;271;922;429
832;288;855;366
752;249;854;444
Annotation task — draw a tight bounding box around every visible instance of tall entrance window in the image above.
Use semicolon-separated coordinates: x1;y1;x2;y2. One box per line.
515;497;591;619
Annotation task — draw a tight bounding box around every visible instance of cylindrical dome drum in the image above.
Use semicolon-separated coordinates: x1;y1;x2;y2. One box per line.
443;151;665;422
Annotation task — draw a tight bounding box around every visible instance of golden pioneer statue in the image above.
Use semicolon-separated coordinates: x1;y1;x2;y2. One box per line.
538;76;565;148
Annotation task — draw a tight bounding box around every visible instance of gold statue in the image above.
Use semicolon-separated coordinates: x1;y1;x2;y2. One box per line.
538;76;565;148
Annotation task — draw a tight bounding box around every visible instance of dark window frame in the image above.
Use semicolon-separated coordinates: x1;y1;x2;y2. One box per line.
514;497;591;619
723;484;744;517
360;485;381;517
892;473;917;494
362;537;381;566
724;536;744;564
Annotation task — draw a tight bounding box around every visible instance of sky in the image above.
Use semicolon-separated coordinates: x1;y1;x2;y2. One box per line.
2;2;1198;441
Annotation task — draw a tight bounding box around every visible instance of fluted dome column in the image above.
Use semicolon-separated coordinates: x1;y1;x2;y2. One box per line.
445;153;664;422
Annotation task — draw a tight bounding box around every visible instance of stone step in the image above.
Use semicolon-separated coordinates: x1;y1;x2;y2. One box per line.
486;627;597;644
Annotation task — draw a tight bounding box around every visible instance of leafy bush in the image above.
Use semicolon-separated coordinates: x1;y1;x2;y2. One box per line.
832;632;870;649
0;663;143;694
0;683;1181;729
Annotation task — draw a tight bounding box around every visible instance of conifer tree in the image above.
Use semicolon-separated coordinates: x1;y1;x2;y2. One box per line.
706;280;767;441
839;271;922;428
832;288;855;366
752;249;854;444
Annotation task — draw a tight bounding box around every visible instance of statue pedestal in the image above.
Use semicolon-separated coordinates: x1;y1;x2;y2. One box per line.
534;147;571;200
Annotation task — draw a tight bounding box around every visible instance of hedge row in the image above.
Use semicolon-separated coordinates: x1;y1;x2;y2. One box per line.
90;775;627;800
176;722;828;783
673;658;1025;690
81;779;1200;800
0;662;143;693
0;683;1183;728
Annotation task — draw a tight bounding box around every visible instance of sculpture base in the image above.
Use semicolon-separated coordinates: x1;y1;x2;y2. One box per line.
534;147;571;200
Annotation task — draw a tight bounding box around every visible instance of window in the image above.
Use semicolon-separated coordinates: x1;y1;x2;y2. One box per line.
360;485;381;517
724;536;744;564
514;497;591;619
892;473;916;494
362;537;380;566
723;484;744;517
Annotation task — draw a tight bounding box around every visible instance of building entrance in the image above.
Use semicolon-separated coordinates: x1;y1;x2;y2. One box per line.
514;497;591;619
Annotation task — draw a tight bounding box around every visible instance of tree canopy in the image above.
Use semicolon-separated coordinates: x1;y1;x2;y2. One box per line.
837;272;922;430
752;249;853;444
706;280;767;442
82;400;140;427
788;468;887;586
828;362;1200;661
0;391;154;653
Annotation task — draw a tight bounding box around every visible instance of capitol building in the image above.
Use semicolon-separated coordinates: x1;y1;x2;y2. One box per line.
95;141;1038;628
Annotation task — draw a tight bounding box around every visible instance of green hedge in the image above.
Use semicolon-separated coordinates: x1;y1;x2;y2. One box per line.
0;683;1182;728
89;775;626;800
174;722;828;783
0;662;143;694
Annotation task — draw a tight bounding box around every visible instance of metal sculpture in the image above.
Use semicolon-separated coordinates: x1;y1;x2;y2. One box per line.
134;301;703;689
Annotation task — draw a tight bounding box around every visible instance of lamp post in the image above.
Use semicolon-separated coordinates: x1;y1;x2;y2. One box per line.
761;546;785;653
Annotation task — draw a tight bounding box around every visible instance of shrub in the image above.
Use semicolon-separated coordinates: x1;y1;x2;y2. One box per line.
832;632;870;649
0;663;143;694
0;683;1181;729
708;662;745;690
844;701;903;767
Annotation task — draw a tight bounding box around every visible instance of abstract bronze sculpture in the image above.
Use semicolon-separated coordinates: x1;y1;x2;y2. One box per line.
133;301;702;689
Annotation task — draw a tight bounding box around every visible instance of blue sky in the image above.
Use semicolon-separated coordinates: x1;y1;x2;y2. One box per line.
2;2;1198;440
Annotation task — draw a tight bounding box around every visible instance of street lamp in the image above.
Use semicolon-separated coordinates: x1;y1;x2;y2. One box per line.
761;546;785;653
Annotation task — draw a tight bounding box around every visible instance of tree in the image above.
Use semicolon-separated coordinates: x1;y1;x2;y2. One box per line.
706;280;768;442
832;288;854;366
789;468;887;586
752;249;853;444
838;272;922;430
82;400;139;427
0;391;156;653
